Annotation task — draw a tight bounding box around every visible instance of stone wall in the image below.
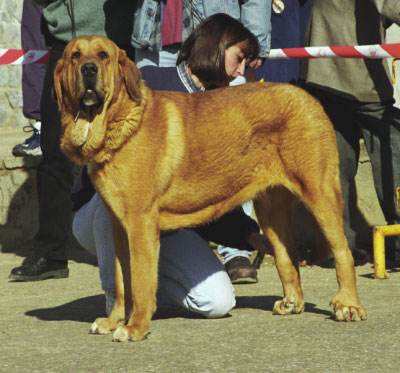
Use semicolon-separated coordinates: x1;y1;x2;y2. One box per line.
0;0;25;130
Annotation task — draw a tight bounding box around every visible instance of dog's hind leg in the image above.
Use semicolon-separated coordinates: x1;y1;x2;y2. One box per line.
301;175;367;321
254;187;305;315
112;208;160;342
90;215;129;335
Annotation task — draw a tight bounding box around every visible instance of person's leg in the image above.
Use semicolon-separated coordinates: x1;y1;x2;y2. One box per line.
217;201;257;283
34;44;74;261
13;0;46;156
358;102;400;258
9;44;72;281
20;0;46;121
72;193;116;315
73;193;115;290
306;87;361;256
72;196;97;257
158;229;235;318
74;194;235;317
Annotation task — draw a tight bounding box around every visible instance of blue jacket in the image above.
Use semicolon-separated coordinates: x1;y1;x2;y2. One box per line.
255;0;311;84
131;0;272;57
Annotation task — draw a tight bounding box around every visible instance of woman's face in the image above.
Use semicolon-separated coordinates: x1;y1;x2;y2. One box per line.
224;44;247;81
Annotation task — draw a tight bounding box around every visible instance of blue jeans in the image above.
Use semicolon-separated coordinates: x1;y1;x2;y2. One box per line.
72;194;235;318
217;201;253;264
135;44;180;68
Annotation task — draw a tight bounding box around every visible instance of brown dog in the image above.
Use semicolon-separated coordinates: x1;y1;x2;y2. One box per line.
54;36;366;341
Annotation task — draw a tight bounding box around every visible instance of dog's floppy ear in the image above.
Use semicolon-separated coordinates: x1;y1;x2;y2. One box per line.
118;49;142;102
53;57;65;110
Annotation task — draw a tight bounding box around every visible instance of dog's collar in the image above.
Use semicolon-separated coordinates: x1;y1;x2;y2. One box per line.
75;109;95;123
74;111;80;122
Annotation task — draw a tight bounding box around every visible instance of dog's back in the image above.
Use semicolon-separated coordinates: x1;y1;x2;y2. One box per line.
134;82;340;230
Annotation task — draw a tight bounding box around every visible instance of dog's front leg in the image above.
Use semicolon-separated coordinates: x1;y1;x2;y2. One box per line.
90;215;128;335
112;209;160;342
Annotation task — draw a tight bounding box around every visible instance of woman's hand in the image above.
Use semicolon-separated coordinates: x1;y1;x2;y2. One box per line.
246;58;265;82
248;57;264;69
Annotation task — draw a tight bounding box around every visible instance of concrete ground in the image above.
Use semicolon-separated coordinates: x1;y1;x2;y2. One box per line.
1;249;399;373
2;24;400;372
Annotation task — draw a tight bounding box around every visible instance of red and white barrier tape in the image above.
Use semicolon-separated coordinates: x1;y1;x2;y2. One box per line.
0;49;49;65
1;43;400;65
267;43;400;60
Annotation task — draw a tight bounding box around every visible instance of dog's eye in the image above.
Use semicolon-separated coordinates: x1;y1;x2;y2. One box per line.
71;51;81;60
98;51;108;60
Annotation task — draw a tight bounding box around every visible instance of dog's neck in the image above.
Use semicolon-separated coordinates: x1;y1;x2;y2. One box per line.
61;85;148;165
74;108;95;123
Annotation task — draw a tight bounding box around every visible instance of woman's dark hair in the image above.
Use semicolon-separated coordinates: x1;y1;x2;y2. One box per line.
177;13;260;89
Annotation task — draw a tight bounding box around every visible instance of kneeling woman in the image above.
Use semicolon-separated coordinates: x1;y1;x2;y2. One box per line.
72;14;271;318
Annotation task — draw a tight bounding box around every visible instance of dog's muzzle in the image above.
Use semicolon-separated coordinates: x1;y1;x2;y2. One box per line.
80;62;102;108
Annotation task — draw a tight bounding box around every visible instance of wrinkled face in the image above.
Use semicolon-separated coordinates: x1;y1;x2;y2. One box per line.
54;36;120;113
54;36;142;116
54;36;142;159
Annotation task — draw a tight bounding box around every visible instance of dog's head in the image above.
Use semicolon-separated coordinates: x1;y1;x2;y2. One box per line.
54;36;144;164
54;35;142;113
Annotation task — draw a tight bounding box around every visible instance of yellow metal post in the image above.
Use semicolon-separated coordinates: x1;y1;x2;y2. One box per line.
373;226;386;279
392;58;400;84
373;224;400;279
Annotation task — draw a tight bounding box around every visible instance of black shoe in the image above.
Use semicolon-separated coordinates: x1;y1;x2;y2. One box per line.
9;255;69;282
224;256;258;284
353;249;370;266
319;249;370;268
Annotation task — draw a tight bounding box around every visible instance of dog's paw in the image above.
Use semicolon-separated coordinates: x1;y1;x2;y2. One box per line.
330;301;367;322
112;326;149;342
89;317;122;335
273;296;305;315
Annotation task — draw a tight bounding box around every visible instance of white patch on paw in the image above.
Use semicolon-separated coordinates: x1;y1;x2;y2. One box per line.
350;308;361;321
273;298;295;315
89;321;98;334
335;306;350;321
113;327;130;342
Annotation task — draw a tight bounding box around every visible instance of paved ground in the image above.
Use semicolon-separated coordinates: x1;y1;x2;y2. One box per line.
1;249;399;373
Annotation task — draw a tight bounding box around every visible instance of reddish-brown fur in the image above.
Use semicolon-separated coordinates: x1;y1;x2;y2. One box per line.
54;36;366;342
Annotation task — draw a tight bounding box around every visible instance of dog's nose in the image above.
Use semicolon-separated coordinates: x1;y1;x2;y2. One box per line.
81;62;98;77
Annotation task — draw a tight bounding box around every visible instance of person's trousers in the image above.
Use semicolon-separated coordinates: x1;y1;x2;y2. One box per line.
34;43;74;261
307;86;400;255
21;0;47;121
72;193;236;318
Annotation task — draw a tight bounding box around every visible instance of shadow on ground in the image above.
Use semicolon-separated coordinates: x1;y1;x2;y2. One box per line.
25;295;105;323
24;294;332;325
236;295;332;318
